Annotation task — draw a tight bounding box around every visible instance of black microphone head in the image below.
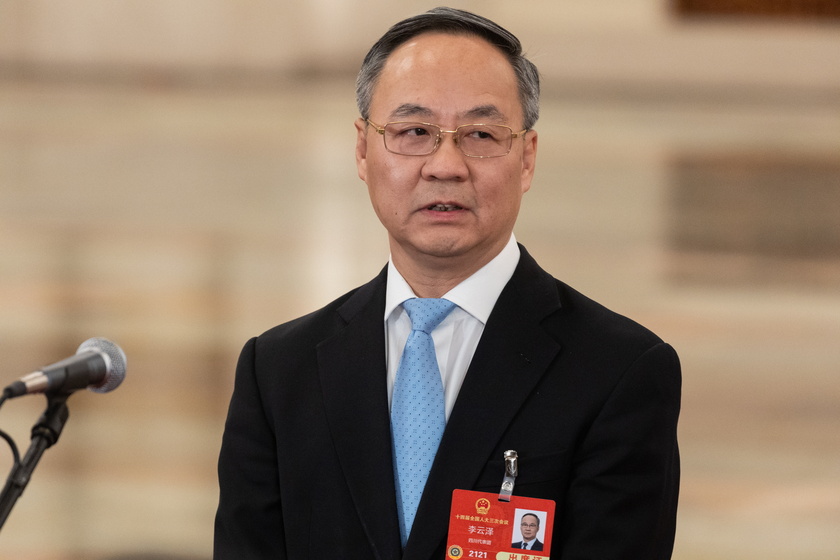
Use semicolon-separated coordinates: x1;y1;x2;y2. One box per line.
77;338;127;394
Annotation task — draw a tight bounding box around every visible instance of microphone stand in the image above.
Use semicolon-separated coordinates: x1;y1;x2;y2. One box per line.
0;392;70;531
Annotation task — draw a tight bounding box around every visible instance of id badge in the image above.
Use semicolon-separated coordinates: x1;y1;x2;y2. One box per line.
445;490;555;559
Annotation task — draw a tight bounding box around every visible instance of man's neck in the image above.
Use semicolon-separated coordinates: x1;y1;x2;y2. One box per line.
389;240;509;298
389;261;470;298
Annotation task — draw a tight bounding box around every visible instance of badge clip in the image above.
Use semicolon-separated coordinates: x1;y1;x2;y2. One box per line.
498;449;518;502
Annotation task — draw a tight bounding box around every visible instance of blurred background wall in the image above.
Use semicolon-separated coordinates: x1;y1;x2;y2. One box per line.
0;1;838;558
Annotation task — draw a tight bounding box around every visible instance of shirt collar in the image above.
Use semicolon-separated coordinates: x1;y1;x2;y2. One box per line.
385;235;520;324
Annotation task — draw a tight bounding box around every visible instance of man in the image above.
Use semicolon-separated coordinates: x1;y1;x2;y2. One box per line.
215;7;680;560
512;513;543;551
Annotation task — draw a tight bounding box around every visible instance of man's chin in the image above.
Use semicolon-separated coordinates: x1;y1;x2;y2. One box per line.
390;233;507;272
410;240;472;261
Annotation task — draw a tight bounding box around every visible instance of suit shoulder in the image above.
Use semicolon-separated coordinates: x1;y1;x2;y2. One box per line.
552;279;667;350
249;261;385;347
514;246;666;351
256;291;349;345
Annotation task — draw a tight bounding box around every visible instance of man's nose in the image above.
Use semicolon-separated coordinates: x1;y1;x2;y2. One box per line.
421;131;468;181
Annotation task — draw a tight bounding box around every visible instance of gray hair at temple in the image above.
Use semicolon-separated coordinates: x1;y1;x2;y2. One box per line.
355;7;541;130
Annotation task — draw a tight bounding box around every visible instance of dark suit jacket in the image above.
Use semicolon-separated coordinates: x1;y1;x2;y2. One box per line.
215;246;681;560
512;539;544;551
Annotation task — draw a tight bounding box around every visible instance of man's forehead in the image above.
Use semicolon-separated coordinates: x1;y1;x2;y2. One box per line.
369;32;521;124
381;32;513;79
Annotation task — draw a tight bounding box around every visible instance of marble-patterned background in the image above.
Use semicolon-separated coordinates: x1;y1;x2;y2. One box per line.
1;2;838;558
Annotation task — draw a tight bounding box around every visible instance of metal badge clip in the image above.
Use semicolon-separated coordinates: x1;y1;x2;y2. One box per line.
498;449;518;502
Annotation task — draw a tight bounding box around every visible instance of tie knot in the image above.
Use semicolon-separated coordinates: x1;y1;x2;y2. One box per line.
402;298;456;334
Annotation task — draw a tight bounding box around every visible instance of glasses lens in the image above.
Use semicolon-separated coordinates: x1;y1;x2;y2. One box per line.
383;123;439;155
457;125;512;157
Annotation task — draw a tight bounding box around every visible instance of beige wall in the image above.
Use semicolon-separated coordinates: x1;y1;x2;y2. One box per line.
0;2;839;559
3;0;839;91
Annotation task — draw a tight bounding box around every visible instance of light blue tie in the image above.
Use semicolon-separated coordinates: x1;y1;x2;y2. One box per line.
391;297;456;546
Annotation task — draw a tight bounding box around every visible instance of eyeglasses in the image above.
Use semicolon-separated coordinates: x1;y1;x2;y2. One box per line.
366;119;527;158
521;523;539;529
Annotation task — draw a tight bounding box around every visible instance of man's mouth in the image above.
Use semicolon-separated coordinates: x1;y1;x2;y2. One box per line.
427;204;463;212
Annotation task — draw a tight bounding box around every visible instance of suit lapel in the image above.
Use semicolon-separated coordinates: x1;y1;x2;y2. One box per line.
403;248;563;559
317;269;403;560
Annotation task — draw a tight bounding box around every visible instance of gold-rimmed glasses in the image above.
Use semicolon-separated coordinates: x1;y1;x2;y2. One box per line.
366;119;527;158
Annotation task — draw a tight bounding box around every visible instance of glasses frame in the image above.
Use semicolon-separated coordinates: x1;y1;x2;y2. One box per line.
366;119;528;159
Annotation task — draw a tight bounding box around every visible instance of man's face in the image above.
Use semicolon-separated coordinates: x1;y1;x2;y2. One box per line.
356;32;537;273
520;515;539;541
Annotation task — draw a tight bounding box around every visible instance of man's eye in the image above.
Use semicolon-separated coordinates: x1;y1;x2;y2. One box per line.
465;128;496;141
402;127;431;137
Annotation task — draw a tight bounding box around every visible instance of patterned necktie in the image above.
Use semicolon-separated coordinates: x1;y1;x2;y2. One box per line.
391;297;456;546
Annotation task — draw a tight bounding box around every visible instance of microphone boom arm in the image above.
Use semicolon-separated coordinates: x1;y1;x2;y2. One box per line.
0;392;71;532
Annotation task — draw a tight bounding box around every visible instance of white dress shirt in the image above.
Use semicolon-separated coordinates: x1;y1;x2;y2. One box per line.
384;235;520;420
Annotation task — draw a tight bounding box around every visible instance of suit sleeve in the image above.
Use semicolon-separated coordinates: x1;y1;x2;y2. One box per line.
214;337;287;560
560;342;681;560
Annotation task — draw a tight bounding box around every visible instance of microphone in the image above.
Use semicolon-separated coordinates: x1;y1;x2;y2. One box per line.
3;338;127;399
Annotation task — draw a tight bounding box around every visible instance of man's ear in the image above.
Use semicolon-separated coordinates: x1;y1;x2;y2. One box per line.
355;118;368;182
520;129;538;194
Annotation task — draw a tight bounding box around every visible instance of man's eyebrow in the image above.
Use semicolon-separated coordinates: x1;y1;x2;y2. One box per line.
463;105;507;123
388;104;509;123
390;104;434;120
